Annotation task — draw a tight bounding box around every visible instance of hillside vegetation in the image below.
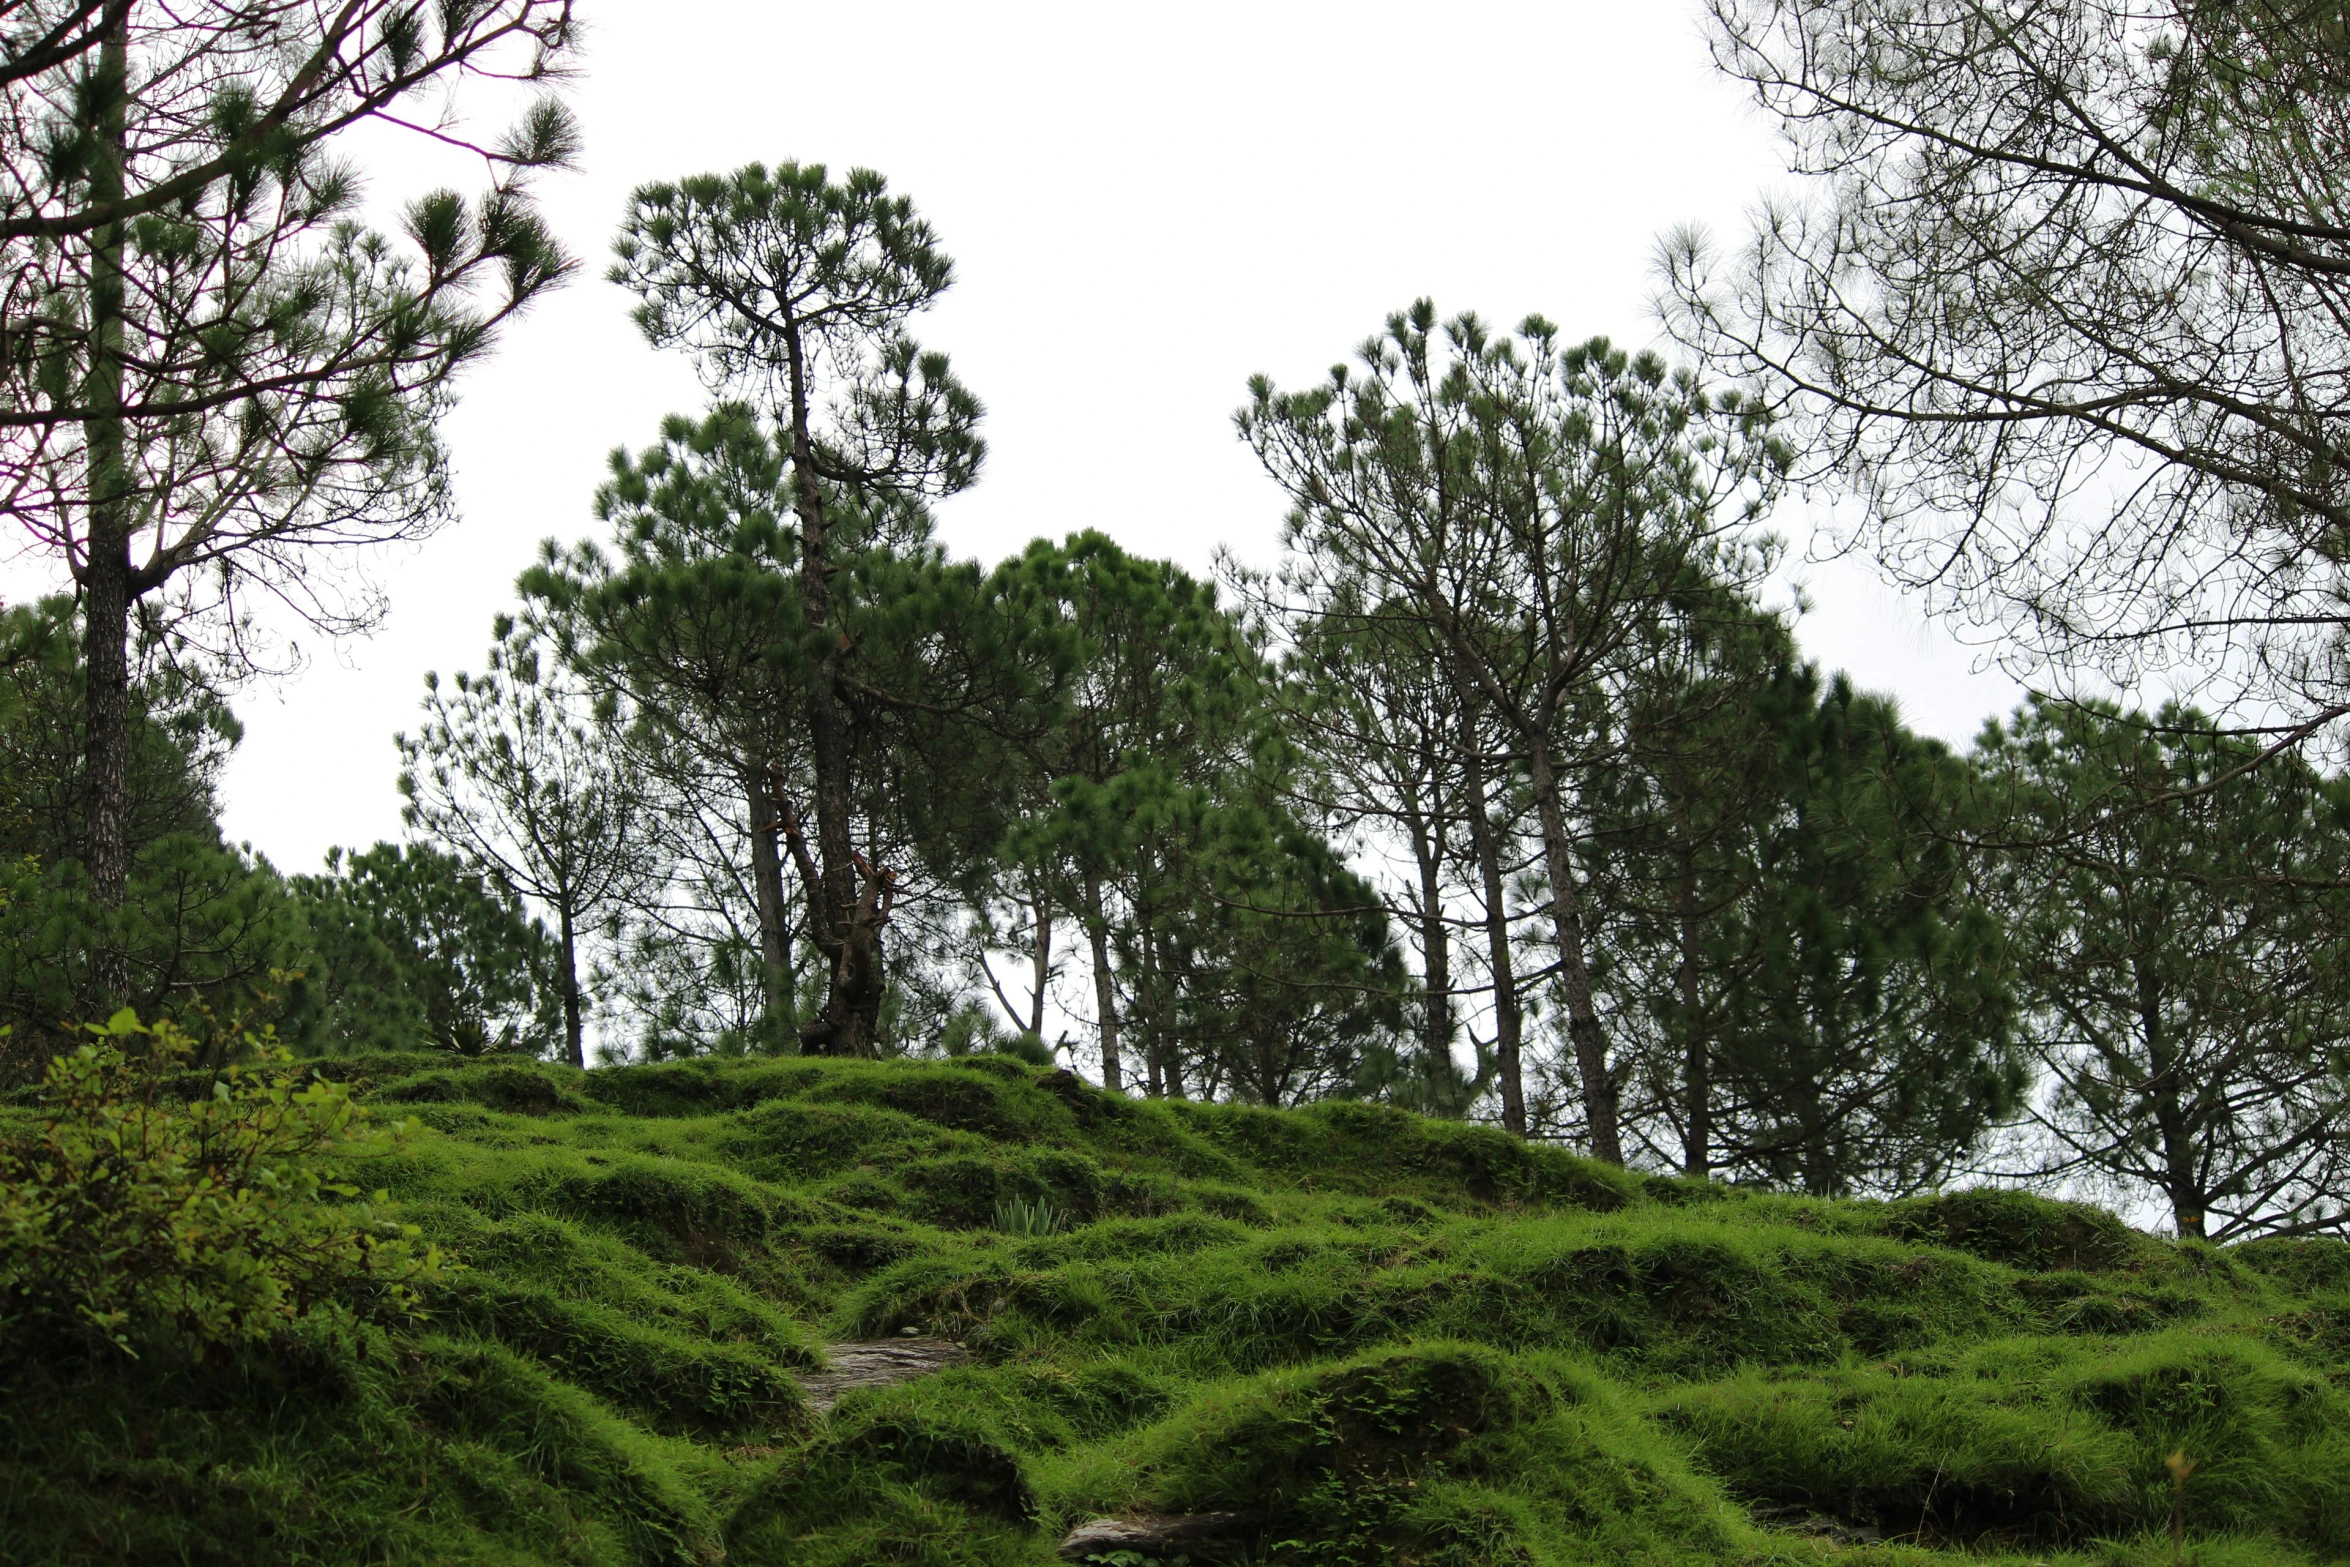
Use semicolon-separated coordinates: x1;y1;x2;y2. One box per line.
8;1052;2350;1567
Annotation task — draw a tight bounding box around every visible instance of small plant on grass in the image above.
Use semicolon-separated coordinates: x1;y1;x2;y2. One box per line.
993;1195;1068;1236
0;1010;442;1357
2167;1449;2197;1565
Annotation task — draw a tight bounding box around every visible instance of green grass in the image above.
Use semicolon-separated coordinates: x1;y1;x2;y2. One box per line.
8;1051;2350;1564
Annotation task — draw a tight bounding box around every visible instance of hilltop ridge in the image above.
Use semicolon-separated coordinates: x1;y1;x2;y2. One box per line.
7;1051;2349;1567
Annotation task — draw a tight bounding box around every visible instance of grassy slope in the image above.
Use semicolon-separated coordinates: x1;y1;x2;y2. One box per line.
8;1053;2350;1566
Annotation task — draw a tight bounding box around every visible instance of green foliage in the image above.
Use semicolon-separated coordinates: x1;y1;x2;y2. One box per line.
291;840;555;1056
399;627;663;1066
1707;674;2024;1196
0;599;304;1059
1980;696;2350;1239
0;1013;440;1358
0;598;239;865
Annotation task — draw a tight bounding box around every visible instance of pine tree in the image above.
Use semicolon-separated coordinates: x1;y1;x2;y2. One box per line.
996;534;1262;1093
1587;602;1801;1177
1243;302;1786;1160
608;161;985;1056
1250;569;1492;1116
397;627;658;1066
1712;676;2022;1197
0;595;296;1055
524;406;812;1047
293;841;553;1056
1982;698;2350;1239
0;2;577;993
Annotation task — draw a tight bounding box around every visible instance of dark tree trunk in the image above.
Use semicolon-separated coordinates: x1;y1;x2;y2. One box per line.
557;902;584;1067
1407;807;1453;1085
1160;946;1187;1099
1139;923;1164;1097
782;321;874;1056
1084;871;1124;1092
2139;959;2206;1239
1677;844;1709;1179
78;4;132;1003
1528;740;1621;1165
1458;695;1526;1135
744;764;796;1050
1141;919;1184;1098
1028;882;1051;1038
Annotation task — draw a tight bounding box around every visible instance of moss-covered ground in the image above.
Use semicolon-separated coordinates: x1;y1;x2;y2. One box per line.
9;1052;2350;1565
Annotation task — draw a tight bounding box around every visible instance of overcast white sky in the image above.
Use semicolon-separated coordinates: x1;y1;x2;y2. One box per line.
12;1;2030;873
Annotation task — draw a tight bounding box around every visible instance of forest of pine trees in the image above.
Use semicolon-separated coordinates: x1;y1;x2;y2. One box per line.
8;0;2350;1251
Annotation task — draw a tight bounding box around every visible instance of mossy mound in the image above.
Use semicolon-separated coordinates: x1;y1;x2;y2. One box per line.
6;1051;2348;1565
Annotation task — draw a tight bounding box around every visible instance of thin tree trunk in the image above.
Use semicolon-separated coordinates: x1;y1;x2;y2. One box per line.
78;4;132;1002
1142;918;1184;1098
1677;844;1709;1179
1084;871;1124;1092
1528;740;1621;1165
557;902;584;1067
1028;882;1051;1038
1407;808;1453;1086
744;764;795;1051
1139;920;1164;1097
1458;695;1526;1135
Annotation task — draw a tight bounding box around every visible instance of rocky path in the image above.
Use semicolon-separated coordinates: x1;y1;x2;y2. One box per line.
794;1337;1254;1562
795;1335;969;1414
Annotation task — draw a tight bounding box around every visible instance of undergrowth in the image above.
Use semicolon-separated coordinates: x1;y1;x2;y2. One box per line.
6;1050;2350;1564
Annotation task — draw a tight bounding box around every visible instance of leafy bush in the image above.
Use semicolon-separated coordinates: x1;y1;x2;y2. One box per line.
0;1011;441;1356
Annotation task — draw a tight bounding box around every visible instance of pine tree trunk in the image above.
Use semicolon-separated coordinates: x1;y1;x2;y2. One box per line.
1407;809;1453;1084
1677;844;1709;1179
1155;924;1188;1100
558;903;585;1067
851;918;886;1049
743;764;796;1050
2139;959;2205;1239
1084;871;1124;1092
1528;740;1621;1165
78;4;133;1003
1028;882;1051;1038
1139;921;1163;1097
1458;695;1526;1135
781;323;867;1055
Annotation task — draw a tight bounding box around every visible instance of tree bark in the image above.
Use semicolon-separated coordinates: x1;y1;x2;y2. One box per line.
1407;806;1453;1087
557;901;584;1067
1139;921;1165;1097
1528;739;1621;1165
1028;881;1051;1038
1141;919;1185;1098
1677;843;1709;1179
744;763;796;1051
1083;871;1124;1092
781;318;870;1056
1457;693;1526;1135
2139;959;2205;1239
77;3;132;1002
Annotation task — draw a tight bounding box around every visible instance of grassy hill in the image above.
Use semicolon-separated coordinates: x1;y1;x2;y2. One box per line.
9;1051;2350;1566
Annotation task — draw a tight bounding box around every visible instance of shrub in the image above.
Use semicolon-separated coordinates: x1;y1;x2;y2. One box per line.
0;1011;440;1356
